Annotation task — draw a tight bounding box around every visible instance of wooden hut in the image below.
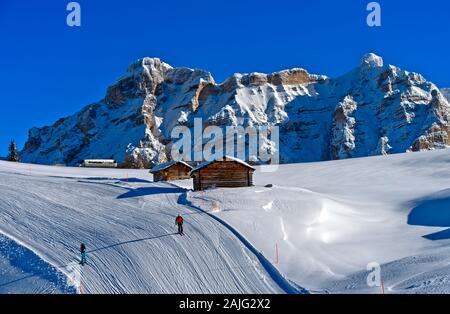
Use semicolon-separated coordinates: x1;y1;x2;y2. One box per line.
190;156;255;191
150;161;193;182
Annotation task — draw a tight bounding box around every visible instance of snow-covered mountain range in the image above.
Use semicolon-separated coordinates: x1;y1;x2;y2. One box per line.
21;53;450;166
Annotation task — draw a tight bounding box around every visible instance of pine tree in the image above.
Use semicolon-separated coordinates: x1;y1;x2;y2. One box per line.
7;140;20;162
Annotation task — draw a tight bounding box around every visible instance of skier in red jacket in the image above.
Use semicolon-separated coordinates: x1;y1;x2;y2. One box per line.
175;215;184;235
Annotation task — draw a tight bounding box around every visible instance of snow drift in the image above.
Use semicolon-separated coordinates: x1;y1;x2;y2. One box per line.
185;149;450;293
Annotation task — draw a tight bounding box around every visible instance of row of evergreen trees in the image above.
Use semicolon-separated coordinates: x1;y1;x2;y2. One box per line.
6;140;20;162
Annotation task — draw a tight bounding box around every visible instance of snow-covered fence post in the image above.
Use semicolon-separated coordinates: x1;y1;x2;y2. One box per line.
211;200;220;212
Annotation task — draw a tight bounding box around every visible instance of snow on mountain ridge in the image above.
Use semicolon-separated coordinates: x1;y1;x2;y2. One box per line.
361;52;384;68
20;54;450;166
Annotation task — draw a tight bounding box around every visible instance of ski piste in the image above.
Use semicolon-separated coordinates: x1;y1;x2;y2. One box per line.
3;147;450;293
1;0;450;302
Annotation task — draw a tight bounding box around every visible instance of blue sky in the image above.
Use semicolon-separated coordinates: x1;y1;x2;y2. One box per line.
0;0;449;156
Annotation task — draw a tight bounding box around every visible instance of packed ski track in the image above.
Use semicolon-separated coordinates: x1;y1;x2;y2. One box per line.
0;162;292;294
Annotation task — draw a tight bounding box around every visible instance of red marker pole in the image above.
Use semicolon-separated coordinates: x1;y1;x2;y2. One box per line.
381;280;385;294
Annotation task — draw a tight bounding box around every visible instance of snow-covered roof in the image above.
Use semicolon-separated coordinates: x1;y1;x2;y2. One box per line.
149;160;192;173
190;156;255;174
83;159;116;163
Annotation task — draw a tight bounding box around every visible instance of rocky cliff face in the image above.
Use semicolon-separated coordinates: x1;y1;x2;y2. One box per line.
21;54;450;167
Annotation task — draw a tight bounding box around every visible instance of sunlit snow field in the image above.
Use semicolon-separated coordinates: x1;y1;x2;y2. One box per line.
1;149;450;293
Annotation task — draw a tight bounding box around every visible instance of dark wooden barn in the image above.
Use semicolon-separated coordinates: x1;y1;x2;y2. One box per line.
190;156;255;191
150;161;193;182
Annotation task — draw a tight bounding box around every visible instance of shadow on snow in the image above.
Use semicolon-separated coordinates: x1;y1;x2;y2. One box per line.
408;189;450;241
89;233;178;253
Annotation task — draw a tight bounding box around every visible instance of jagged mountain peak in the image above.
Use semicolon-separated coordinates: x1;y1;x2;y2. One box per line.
126;57;172;73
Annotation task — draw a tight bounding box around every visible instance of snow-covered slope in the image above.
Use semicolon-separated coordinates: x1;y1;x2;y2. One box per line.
21;54;450;166
2;149;450;293
185;149;450;293
0;161;298;294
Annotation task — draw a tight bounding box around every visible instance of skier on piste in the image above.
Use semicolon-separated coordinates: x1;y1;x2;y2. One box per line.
175;215;184;235
80;243;87;266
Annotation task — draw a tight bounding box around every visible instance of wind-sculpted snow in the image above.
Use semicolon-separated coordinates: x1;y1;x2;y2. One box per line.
0;234;76;294
21;54;450;167
408;190;450;241
0;161;286;294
